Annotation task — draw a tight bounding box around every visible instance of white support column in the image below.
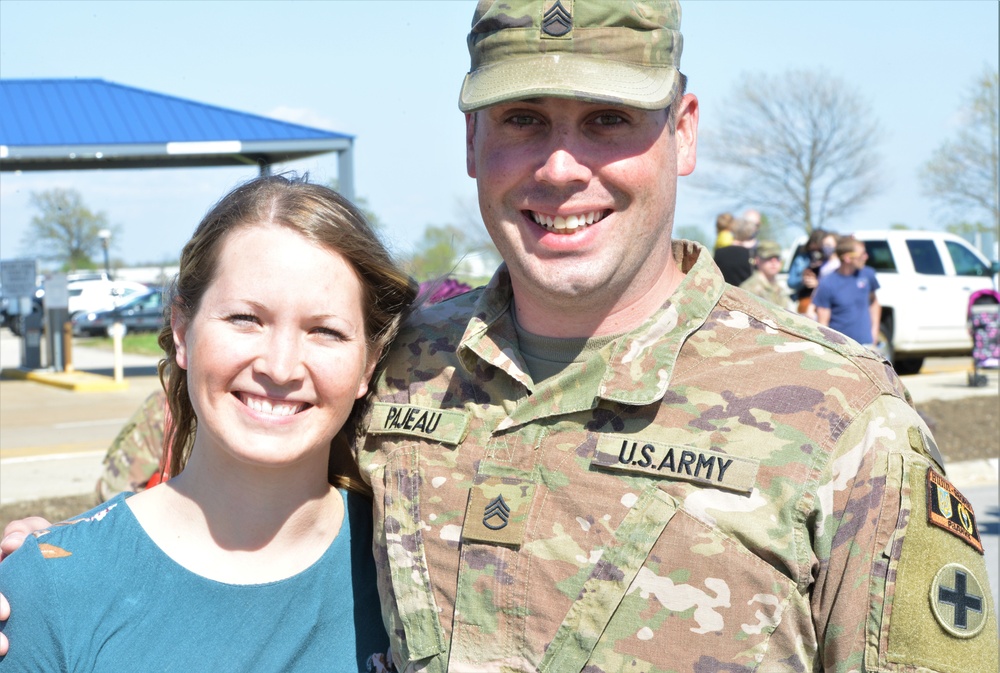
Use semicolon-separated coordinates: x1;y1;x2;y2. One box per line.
337;141;355;202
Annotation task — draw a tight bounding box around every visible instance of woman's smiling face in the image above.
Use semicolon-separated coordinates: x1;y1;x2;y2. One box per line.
173;222;373;472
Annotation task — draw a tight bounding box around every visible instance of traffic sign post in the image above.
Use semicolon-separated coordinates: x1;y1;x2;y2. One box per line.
1;258;37;298
45;273;70;371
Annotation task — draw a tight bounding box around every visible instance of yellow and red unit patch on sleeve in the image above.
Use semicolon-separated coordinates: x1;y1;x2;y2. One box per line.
926;468;983;554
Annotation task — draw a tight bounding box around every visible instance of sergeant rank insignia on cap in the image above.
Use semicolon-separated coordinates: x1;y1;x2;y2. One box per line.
542;0;572;37
927;468;983;553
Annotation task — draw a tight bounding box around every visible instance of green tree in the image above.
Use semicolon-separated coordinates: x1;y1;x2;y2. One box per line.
920;67;999;239
406;223;500;284
407;224;466;280
23;188;119;270
404;197;501;284
696;69;884;235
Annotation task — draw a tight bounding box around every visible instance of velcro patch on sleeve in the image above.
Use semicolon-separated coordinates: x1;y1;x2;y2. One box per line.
884;461;997;670
908;426;945;473
930;563;989;638
591;435;758;494
927;469;983;554
367;403;469;445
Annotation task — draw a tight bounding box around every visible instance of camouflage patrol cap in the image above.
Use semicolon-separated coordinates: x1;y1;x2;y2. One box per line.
459;0;683;112
756;241;783;260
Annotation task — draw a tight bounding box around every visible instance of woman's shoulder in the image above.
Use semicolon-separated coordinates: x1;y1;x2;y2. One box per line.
20;495;132;554
0;495;136;607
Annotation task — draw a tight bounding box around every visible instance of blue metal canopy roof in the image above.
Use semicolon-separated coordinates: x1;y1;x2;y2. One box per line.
0;79;354;196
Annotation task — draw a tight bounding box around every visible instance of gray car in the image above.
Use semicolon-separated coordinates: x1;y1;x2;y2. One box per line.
72;289;165;337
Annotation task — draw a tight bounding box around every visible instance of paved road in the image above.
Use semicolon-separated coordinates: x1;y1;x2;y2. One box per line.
1;327;998;611
0;328;163;505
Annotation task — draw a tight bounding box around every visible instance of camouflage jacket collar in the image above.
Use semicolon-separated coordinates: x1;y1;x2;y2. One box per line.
458;241;725;417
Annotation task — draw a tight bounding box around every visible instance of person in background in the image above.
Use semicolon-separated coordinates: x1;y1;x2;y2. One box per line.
742;207;762;232
713;214;758;286
4;2;996;671
740;240;789;308
0;176;415;671
787;228;829;315
813;236;881;346
818;231;840;278
714;211;734;251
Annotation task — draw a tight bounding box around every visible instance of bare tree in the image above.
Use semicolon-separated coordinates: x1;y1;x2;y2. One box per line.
697;70;884;234
23;188;120;270
920;67;999;239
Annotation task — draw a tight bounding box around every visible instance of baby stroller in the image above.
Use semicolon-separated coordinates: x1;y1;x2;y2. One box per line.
967;288;1000;387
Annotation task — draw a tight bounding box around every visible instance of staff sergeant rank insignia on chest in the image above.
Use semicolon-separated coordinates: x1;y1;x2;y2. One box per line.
591;435;759;495
462;478;536;547
367;402;470;445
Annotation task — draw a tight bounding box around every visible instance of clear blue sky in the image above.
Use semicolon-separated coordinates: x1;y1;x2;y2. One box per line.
1;0;997;267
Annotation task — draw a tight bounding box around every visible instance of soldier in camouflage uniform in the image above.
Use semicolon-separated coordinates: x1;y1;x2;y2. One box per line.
95;389;167;502
354;1;997;671
740;240;791;309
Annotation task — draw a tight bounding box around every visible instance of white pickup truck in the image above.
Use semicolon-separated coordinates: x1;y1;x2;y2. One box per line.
787;230;998;375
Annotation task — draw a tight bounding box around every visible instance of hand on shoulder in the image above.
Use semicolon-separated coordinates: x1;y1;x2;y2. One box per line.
0;516;51;561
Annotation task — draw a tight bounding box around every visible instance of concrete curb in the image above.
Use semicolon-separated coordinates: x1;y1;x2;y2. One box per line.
0;367;129;392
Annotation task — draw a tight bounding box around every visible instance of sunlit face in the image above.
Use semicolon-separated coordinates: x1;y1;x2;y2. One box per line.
466;95;698;322
840;244;868;272
173;223;373;473
757;254;783;280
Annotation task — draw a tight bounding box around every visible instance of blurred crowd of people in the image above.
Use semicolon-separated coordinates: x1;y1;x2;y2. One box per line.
711;212;881;348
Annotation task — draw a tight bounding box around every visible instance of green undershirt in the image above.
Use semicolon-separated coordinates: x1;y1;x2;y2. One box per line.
512;312;622;386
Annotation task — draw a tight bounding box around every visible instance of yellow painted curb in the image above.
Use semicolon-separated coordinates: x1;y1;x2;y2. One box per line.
0;368;129;392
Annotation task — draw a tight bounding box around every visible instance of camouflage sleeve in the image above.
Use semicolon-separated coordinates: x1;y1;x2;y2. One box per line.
95;389;167;502
812;393;998;672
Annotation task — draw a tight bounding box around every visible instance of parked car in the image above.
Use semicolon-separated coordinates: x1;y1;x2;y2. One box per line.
4;272;148;335
72;289;165;337
785;230;999;374
65;278;149;317
2;285;45;336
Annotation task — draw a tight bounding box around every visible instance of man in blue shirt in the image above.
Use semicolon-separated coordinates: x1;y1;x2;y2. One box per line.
813;236;881;345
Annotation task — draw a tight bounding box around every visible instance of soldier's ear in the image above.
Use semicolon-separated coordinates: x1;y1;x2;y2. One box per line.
466;112;477;178
675;93;698;177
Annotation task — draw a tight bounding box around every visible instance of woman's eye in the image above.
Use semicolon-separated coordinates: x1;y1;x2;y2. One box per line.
227;314;259;326
313;326;346;340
